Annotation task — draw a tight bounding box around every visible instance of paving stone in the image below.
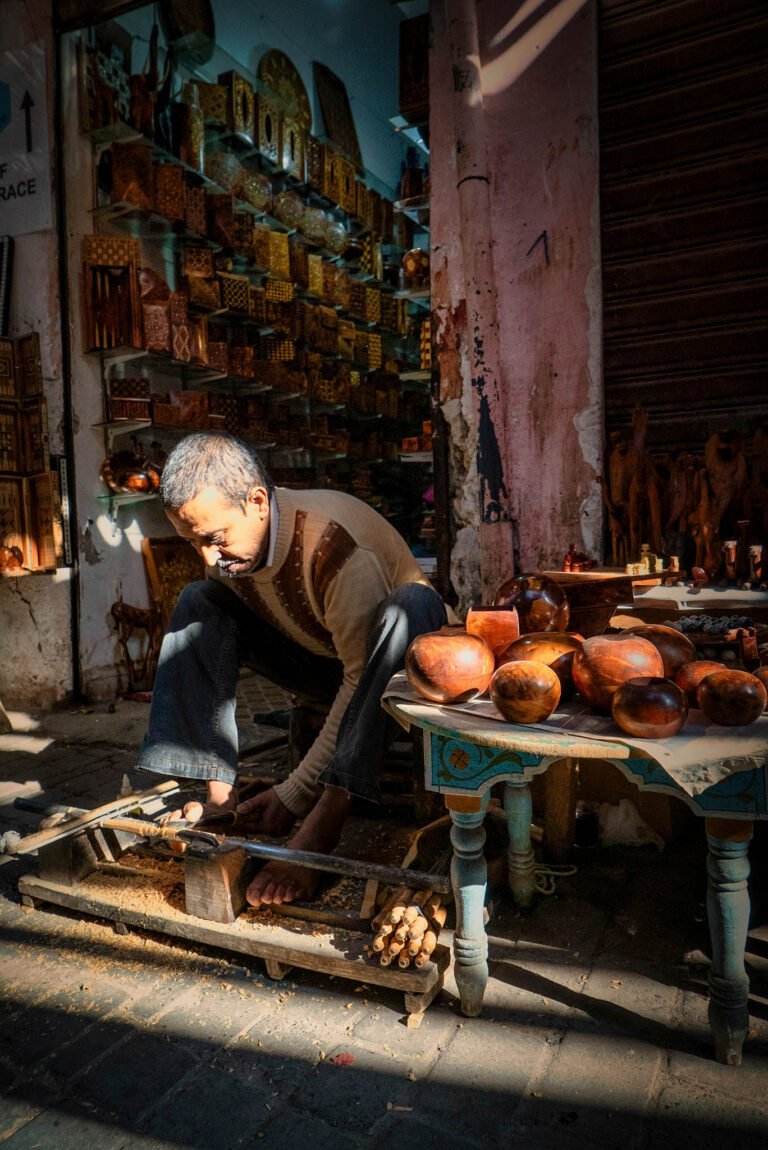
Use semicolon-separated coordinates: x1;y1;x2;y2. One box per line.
414;1016;544;1144
70;1032;198;1125
0;988;129;1071
0;1094;42;1144
351;999;460;1067
209;1030;310;1095
515;1029;663;1148
138;1064;275;1148
245;1109;363;1150
141;982;271;1050
3;1105;129;1150
653;1080;768;1148
283;1043;417;1133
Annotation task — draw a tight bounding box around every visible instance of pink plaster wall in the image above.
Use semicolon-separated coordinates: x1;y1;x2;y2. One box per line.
431;0;604;606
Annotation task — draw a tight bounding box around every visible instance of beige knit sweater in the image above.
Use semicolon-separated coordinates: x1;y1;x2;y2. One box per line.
210;486;432;815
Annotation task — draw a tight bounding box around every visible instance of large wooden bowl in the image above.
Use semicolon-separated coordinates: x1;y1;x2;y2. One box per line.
674;660;724;707
493;573;570;634
572;633;664;713
625;624;697;678
405;628;495;704
696;669;767;726
465;606;520;657
497;631;584;698
611;676;689;739
753;666;768;709
489;660;561;724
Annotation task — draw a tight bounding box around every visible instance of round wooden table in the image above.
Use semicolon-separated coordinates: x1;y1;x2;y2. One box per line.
384;673;768;1065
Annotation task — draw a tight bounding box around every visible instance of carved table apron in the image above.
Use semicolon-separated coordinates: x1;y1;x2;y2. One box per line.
384;675;768;1066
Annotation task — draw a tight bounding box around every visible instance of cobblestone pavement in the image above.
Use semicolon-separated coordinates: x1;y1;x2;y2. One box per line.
1;684;767;1149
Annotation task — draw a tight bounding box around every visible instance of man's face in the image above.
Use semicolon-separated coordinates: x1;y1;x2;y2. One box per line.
167;484;270;577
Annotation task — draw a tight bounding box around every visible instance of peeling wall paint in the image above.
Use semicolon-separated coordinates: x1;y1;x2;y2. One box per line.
431;0;603;605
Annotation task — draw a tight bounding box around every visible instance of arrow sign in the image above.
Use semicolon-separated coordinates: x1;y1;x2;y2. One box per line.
20;89;34;153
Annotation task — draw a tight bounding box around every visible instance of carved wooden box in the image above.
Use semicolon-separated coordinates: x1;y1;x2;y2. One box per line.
218;273;250;314
197;81;228;127
141;300;171;354
184;184;208;237
153;163;185;221
82;235;142;352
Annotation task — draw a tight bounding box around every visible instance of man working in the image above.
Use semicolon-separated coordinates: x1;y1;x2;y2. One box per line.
137;431;448;908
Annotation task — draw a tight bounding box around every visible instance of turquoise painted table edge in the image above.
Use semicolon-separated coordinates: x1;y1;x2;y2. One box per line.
384;695;768;1066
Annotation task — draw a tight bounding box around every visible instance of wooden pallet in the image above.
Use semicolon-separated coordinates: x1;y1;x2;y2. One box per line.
17;856;450;1026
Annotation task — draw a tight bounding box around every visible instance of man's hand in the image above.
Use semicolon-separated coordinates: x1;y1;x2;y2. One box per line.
236;787;296;837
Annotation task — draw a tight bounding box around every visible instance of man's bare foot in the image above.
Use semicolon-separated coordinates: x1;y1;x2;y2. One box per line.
160;779;238;825
246;786;351;908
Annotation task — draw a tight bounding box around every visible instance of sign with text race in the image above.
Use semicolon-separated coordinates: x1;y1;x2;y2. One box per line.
0;41;53;236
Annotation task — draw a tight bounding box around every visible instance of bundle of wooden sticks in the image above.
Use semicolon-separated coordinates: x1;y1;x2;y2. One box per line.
368;884;447;970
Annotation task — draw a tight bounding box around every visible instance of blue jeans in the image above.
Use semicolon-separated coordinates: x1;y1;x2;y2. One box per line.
137;579;446;803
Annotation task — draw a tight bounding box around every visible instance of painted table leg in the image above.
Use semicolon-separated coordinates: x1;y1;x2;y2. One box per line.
446;793;490;1018
504;780;537;909
704;817;753;1066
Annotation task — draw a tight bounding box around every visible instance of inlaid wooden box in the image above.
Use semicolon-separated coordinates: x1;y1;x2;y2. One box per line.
16;334;43;399
307;253;324;299
182;246;216;279
171;323;192;363
207;193;237;250
82;236;142;353
365;286;382;325
0;403;21;472
305;136;324;194
0;339;15;399
267;231;290;280
248;285;267;324
20;398;49;474
153;163;185;221
322;146;341;205
230;346;255;378
219;70;255;144
183;276;221;312
0;475;25;556
206;341;230;375
218;273;250;314
184;184;208;237
255;90;281;164
289;236;309;287
337;156;357;215
109;141;154;210
281;117;306;180
198;81;228;127
252;223;272;269
27;470;62;570
169;291;189;327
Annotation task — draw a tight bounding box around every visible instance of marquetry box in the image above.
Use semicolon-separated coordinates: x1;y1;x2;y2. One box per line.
255;90;281;165
15;334;43;399
265;279;295;303
218;272;250;314
206;342;230;375
322;262;338;303
82;236;142;353
219;70;255;144
248;286;267;324
207;193;237;250
337;318;356;362
197;81;228;127
184;184;208;237
307;253;324;299
262;337;296;362
0;403;21;472
230;346;256;379
315;307;338;355
0;475;25;556
169;291;189;327
306;136;325;195
183;276;221;312
365;287;382;325
153;163;185;221
289;236;309;287
252;224;272;269
281;117;306;180
322;146;341;206
368;333;383;370
348;281;367;320
266;300;297;339
182;246;216;279
267;231;291;280
109;141;154;210
380;294;397;333
107;395;151;422
208;393;240;433
171;323;192;363
334;266;351;311
0;339;15;399
233;213;255;260
27;470;62;570
337;157;358;215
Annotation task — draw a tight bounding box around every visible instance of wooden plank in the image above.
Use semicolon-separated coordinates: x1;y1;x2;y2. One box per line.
11;781;180;855
16;870;450;995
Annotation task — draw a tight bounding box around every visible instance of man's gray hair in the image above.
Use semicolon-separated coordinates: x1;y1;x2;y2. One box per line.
158;432;273;511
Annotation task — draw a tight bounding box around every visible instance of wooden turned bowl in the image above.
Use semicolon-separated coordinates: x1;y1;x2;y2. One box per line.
572;633;664;713
494;572;570;634
497;631;584;698
625;624;697;678
611;676;689;739
753;666;768;709
489;660;561;724
405;628;495;704
674;660;724;707
696;669;768;727
465;606;520;658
